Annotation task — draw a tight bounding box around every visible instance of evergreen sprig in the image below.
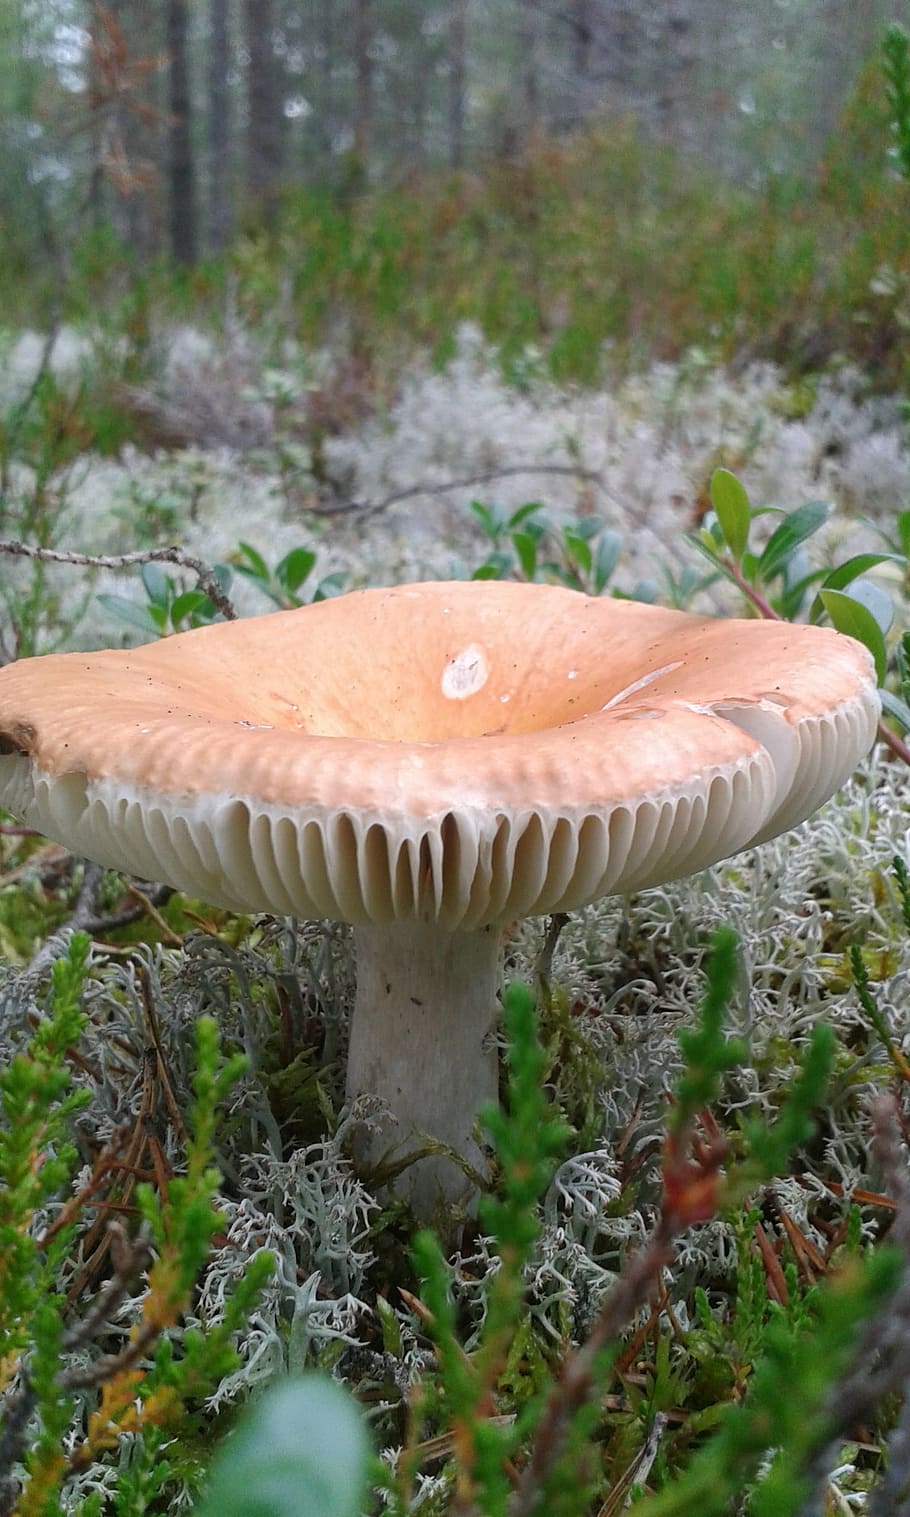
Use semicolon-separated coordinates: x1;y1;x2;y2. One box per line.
0;965;272;1517
403;981;569;1517
884;25;910;185
633;1249;901;1517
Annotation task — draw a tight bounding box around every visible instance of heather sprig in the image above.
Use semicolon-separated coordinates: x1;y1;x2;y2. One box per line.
0;961;273;1517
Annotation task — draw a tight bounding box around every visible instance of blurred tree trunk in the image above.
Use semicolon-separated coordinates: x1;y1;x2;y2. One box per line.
654;0;697;147
855;0;878;57
166;0;196;263
86;17;104;228
354;0;373;170
208;0;231;251
104;0;164;258
517;0;540;144
448;0;467;168
317;0;336;170
571;0;593;82
244;0;285;218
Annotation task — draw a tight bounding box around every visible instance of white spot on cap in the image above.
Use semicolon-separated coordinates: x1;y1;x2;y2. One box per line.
442;644;489;700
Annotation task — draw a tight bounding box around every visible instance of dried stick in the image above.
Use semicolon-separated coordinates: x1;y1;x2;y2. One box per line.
0;540;237;622
26;861;105;978
311;463;646;526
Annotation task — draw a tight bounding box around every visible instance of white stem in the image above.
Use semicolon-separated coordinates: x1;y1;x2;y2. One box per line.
347;921;501;1219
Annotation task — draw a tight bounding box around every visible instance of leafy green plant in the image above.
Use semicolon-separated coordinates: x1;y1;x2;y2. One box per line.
230;542;348;610
883;24;910;186
0;936;274;1515
695;466;906;751
193;1377;369;1517
359;939;891;1516
98;559;234;637
464;498;662;602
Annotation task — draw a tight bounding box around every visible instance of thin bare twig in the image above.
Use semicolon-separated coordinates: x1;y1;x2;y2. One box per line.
0;541;237;621
311;464;643;525
0;1377;37;1517
59;1222;152;1355
26;861;105;978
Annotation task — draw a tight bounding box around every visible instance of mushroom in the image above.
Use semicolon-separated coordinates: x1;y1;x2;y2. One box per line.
0;581;880;1216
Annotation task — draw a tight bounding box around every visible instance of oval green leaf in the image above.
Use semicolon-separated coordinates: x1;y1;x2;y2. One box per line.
758;500;830;583
276;547;316;593
237;542;269;579
140;562;172;606
808;553;897;623
819;588;887;684
96;594;160;636
193;1377;369;1517
839;577;893;636
709;468;751;559
879;688;910;732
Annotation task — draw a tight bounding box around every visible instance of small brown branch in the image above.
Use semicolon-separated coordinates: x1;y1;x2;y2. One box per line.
721;554;783;622
82;884;174;939
25;861;105;978
37;1128;133;1250
59;1222;152;1356
126;884;182;946
877;720;910;767
59;1315;161;1393
514;1111;731;1515
0;1376;37;1517
311;464;641;524
794;1097;910;1512
533;912;569;1000
0;540;237;622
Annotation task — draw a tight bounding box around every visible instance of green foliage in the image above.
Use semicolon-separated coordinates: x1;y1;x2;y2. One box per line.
636;1249;899;1517
462;499;668;603
0;963;274;1516
883;25;910;186
230;542;348;610
696;466;900;725
672;928;745;1132
98;560;233;638
359;947;876;1516
392;981;570;1517
0;935;91;1381
193;1377;369;1517
96;542;348;639
5;91;899;387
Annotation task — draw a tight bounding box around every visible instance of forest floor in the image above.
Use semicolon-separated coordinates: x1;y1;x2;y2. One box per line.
2;319;910;1512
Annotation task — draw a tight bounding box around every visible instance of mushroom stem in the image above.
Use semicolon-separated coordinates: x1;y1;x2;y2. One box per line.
347;920;501;1218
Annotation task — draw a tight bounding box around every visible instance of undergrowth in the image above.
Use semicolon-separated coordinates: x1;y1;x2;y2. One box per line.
0;934;273;1516
4;920;907;1513
0;23;910;1517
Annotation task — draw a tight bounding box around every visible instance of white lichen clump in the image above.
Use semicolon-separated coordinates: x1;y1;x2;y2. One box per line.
2;323;909;645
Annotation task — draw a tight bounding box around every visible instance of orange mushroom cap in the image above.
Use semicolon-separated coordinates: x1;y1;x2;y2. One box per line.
0;581;880;927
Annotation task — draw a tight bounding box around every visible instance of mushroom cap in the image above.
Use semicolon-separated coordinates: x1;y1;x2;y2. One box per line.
0;581;880;929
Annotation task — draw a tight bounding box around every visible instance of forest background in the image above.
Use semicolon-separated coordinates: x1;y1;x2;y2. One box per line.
5;4;910;1517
